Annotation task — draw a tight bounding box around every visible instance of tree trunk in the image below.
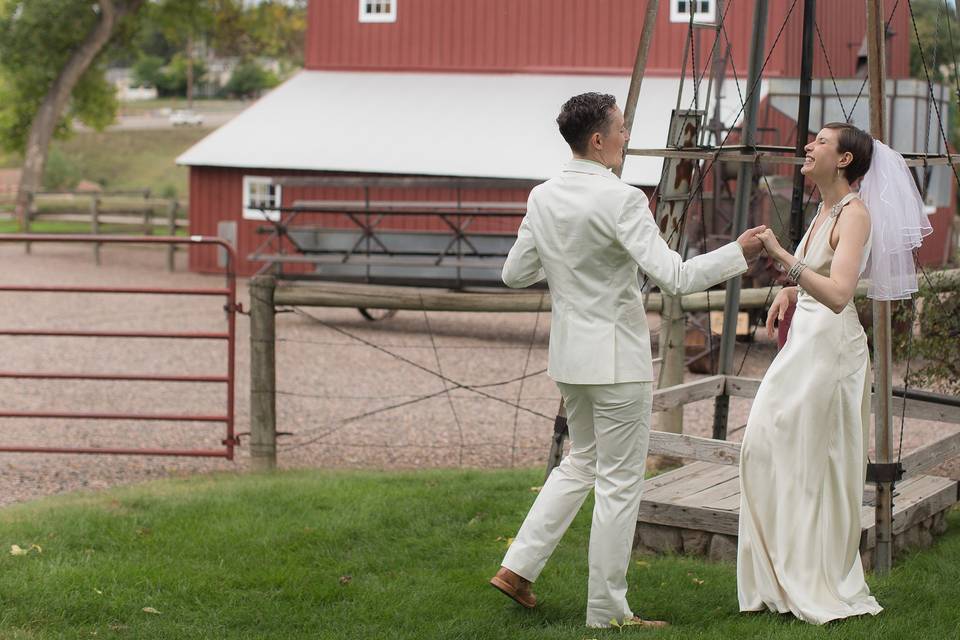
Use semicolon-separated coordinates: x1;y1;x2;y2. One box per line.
186;32;194;109
13;0;146;228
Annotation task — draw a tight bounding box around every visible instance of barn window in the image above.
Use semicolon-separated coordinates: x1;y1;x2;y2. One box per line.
670;0;715;23
359;0;396;23
242;176;281;221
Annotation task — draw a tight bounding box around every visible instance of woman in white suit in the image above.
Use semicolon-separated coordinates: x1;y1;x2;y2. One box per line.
488;92;765;629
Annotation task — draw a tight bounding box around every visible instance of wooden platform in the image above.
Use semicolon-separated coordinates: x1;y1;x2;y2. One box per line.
635;461;959;568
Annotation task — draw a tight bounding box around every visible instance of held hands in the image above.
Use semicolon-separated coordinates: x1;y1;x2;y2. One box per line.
765;286;797;338
736;225;767;260
756;228;786;262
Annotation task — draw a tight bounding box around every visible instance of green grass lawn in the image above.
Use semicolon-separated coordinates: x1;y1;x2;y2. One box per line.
0;219;187;235
116;98;249;116
0;468;957;639
0;127;209;199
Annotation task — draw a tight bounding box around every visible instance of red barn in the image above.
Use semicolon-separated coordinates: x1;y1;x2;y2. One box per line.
178;0;953;277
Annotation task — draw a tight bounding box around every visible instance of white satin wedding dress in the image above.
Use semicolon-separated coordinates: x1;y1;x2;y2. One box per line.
737;193;883;624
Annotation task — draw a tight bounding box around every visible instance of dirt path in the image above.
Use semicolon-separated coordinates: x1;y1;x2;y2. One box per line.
0;241;956;506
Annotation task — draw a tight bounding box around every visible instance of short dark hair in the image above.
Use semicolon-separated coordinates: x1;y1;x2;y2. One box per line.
557;92;618;155
822;122;873;183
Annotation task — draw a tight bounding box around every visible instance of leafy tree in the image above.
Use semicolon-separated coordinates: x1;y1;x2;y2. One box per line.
245;0;307;65
147;0;214;106
156;55;209;97
42;147;81;190
132;53;165;88
223;59;277;98
0;0;146;227
893;277;960;395
908;0;960;86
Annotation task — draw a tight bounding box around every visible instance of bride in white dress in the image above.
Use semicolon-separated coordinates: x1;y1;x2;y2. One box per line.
737;122;932;625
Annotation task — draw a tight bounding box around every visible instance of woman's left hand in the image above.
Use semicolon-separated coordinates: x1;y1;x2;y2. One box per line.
756;229;785;260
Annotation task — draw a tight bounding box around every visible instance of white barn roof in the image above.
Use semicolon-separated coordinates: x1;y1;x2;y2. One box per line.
177;70;764;187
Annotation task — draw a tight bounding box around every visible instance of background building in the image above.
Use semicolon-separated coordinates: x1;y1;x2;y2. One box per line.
178;0;953;276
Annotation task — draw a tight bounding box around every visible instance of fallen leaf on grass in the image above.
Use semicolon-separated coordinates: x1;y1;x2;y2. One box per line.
692;578;705;586
10;544;41;556
495;536;514;549
93;588;103;595
529;486;542;493
142;607;161;615
339;575;352;585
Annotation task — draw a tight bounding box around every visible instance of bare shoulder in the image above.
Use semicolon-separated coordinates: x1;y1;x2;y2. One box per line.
827;198;869;250
839;198;870;230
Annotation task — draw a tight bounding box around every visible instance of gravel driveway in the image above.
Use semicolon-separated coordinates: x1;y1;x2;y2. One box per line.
0;241;956;506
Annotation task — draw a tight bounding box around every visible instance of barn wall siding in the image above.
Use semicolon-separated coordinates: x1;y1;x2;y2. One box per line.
187;166;534;276
305;1;910;79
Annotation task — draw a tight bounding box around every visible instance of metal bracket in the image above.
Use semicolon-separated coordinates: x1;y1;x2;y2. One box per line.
866;462;904;484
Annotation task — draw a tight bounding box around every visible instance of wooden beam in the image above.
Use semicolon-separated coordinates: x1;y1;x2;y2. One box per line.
274;281;551;312
652;375;725;412
726;375;960;426
724;375;761;398
901;430;960;477
270;269;959;314
290;199;527;213
648;430;742;466
273;176;542;190
626;147;960;167
249;275;277;472
637;498;740;536
885;396;960;426
860;474;958;549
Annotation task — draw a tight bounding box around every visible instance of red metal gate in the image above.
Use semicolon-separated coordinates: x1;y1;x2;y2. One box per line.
0;234;238;459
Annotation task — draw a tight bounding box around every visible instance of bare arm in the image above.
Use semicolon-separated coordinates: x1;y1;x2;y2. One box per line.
758;202;870;313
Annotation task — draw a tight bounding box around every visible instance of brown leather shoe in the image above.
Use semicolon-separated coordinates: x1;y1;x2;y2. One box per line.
622;616;670;629
489;566;537;609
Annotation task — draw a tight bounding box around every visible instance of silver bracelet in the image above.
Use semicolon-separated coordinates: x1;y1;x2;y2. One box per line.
787;260;808;283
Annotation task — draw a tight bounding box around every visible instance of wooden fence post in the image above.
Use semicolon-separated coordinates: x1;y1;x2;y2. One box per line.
249;275;277;471
656;294;686;436
166;200;179;272
23;191;33;255
90;196;101;265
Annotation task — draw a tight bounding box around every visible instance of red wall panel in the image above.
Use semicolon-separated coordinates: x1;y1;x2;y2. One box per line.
305;0;910;79
187;166;533;276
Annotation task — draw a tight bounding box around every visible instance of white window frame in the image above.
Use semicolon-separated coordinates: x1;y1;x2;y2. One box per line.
359;0;396;23
670;0;715;23
242;175;281;221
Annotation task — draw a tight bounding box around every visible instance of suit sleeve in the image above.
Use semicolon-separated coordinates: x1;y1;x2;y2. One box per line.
502;197;546;289
615;189;748;296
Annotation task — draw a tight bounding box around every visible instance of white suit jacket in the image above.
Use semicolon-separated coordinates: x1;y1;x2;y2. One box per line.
502;159;748;384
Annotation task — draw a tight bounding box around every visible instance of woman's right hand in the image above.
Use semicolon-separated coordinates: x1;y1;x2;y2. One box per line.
765;286;797;338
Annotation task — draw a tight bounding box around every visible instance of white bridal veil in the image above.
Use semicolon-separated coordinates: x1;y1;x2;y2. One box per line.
858;139;934;300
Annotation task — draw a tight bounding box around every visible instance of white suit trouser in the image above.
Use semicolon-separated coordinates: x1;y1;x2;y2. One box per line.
501;381;652;627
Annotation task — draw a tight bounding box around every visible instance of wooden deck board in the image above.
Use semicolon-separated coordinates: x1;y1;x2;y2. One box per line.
643;463;738;502
638;461;958;542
